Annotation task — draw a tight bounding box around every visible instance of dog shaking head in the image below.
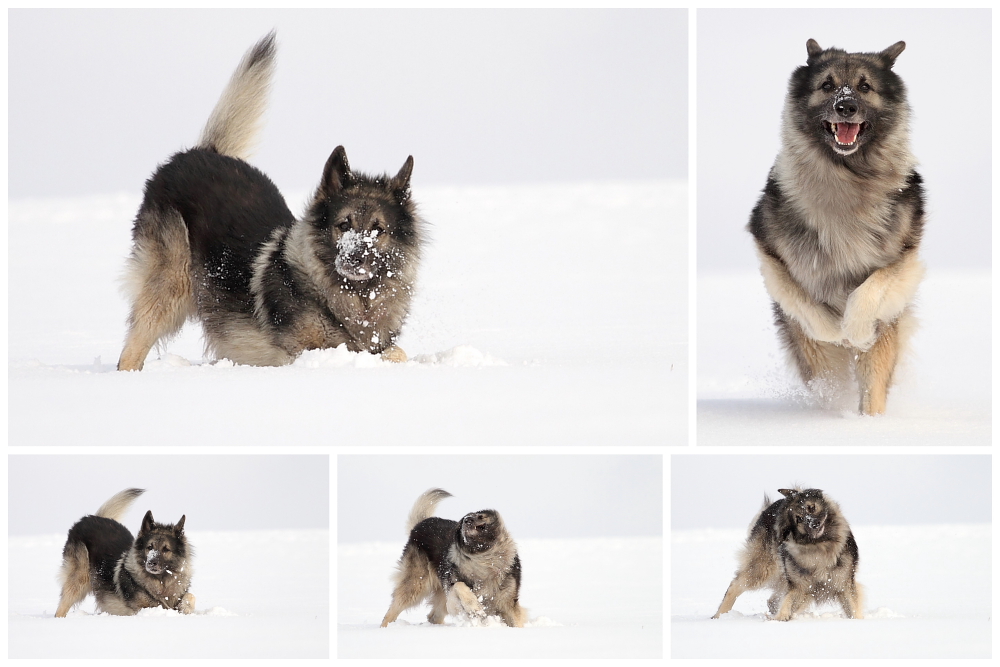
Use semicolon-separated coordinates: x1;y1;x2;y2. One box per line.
458;509;503;554
779;488;829;541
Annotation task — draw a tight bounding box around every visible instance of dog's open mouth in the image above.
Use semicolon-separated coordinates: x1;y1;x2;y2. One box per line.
823;121;867;153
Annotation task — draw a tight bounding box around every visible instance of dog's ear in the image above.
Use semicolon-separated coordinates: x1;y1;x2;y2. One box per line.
174;515;186;536
806;39;823;63
879;41;906;68
778;488;798;498
392;156;414;204
322;146;353;196
141;510;155;534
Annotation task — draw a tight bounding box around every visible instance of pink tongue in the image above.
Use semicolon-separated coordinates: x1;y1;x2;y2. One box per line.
836;123;861;144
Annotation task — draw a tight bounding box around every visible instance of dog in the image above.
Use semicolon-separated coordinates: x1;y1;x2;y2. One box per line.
748;39;925;415
380;488;526;628
712;487;862;621
118;31;423;371
55;488;195;617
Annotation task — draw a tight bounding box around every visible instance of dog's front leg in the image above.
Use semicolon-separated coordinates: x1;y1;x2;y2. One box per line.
177;592;196;614
755;247;843;343
842;251;924;350
446;582;487;623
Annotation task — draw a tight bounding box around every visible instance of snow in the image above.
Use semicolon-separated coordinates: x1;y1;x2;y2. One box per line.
8;180;686;447
8;529;329;658
339;537;662;658
697;270;991;444
672;524;991;658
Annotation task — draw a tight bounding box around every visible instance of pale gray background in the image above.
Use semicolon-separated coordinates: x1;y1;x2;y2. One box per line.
8;455;330;535
697;9;992;272
9;8;686;199
338;455;663;542
671;455;991;530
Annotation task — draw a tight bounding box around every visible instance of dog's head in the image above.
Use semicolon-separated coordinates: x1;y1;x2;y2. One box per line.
789;39;908;157
457;509;506;554
136;511;189;576
779;487;830;541
307;146;420;283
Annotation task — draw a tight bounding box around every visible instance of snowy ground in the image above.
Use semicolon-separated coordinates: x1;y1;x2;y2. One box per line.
8;529;329;658
339;537;662;658
672;524;991;658
697;271;991;445
8;181;686;447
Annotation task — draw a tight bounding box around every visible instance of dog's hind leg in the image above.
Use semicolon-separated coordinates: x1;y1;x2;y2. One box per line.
771;588;808;621
55;543;91;617
380;551;434;628
712;577;748;619
118;208;195;371
856;317;902;416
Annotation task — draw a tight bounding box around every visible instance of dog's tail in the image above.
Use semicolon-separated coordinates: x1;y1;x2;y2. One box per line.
95;488;146;522
406;488;452;533
197;31;276;160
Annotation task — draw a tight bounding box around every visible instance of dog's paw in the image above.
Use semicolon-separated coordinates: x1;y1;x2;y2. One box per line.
178;593;196;614
841;316;878;351
381;345;407;363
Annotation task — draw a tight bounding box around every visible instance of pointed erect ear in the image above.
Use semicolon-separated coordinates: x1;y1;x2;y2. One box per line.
880;41;906;67
322;146;352;196
778;488;798;498
806;39;823;63
392;156;414;203
175;515;186;536
141;510;155;533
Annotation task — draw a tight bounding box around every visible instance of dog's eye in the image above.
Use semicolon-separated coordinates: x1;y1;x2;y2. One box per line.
338;221;351;232
858;82;871;93
821;80;833;91
162;547;170;553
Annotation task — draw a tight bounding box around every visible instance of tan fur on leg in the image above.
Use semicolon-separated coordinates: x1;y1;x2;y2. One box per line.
380;345;407;363
178;592;196;614
446;581;487;621
776;310;852;386
55;543;91;618
118;210;195;371
756;247;843;342
856;319;900;416
380;550;438;628
842;251;924;350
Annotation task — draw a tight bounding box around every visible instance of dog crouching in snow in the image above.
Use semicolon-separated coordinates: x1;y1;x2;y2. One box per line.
712;487;862;621
380;488;527;628
55;488;195;617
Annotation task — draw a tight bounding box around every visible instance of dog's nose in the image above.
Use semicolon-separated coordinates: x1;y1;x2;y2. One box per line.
835;98;859;118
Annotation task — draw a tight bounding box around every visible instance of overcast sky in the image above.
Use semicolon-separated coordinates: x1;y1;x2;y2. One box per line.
338;455;662;543
8;455;329;535
697;9;991;271
9;9;686;200
671;454;990;530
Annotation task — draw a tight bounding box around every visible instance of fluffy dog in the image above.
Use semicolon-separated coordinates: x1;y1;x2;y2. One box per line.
749;40;925;415
118;32;422;370
380;488;526;628
712;487;862;621
55;488;194;617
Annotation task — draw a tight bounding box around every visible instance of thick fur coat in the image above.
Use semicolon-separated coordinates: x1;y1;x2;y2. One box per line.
749;39;925;415
712;487;862;621
380;489;526;628
118;32;422;371
55;488;195;617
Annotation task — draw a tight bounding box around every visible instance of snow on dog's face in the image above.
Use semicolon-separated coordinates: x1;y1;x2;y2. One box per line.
136;510;188;576
789;39;908;157
307;146;419;284
458;510;504;554
779;488;831;542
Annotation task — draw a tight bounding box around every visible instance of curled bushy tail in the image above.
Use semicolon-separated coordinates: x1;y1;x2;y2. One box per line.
95;488;145;522
406;488;452;533
197;31;276;159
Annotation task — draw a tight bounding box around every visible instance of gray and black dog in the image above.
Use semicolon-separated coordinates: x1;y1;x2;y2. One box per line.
380;489;526;628
118;32;423;370
749;40;925;415
55;488;194;617
712;487;862;621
